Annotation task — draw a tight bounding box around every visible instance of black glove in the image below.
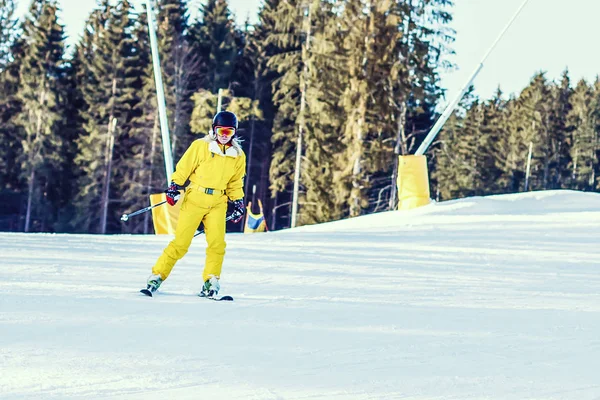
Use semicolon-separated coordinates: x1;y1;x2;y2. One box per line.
165;182;181;206
229;199;245;223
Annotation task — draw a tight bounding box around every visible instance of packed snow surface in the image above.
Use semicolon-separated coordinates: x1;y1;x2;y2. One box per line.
1;190;600;399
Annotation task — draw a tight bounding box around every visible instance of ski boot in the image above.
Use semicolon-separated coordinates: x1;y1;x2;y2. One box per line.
141;273;163;296
199;276;220;298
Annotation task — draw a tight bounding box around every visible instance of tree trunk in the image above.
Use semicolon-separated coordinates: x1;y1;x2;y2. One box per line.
348;11;373;218
389;101;407;211
41;180;49;232
543;155;550;190
349;104;364;217
25;88;47;232
244;71;261;203
24;168;35;232
260;157;269;224
100;78;118;234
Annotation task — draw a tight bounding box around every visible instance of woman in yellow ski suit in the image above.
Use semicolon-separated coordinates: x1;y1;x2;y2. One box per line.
147;111;246;296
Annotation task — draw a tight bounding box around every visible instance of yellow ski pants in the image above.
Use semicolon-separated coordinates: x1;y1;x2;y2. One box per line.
152;189;227;283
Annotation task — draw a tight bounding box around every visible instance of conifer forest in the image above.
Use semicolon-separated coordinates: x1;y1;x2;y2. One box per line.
1;0;598;233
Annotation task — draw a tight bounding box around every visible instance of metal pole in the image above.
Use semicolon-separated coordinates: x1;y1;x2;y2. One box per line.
145;0;174;184
101;117;117;234
525;141;533;191
217;88;223;112
121;200;167;222
415;0;531;155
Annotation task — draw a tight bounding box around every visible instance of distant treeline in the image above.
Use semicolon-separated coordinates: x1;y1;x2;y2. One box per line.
0;0;595;234
434;72;600;201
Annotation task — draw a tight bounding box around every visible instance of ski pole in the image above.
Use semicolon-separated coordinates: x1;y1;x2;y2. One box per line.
193;214;235;237
121;200;167;222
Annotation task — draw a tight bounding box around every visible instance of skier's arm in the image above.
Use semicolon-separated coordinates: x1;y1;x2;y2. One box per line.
171;140;201;186
227;152;246;201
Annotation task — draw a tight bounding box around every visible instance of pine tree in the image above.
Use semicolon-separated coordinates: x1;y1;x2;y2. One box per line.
263;0;347;227
262;0;454;226
231;19;271;210
493;97;524;192
432;94;486;200
437;88;508;199
592;78;600;190
567;78;598;190
0;0;17;71
298;0;347;225
51;52;82;232
190;88;262;136
0;0;19;186
14;0;66;232
191;0;238;93
74;0;142;233
337;0;387;217
72;4;111;233
548;69;573;189
244;0;285;228
0;0;21;230
507;73;554;191
479;89;509;193
263;0;304;228
108;1;154;234
431;111;459;200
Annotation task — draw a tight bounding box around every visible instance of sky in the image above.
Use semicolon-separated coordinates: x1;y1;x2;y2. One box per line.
14;0;600;103
2;190;600;399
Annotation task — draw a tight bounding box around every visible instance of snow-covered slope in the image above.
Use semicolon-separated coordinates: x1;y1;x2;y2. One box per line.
2;190;600;399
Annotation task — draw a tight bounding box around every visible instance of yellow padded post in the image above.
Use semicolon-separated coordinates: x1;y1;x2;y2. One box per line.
397;155;431;210
150;192;183;234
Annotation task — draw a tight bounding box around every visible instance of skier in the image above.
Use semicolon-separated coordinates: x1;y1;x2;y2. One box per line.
144;111;246;298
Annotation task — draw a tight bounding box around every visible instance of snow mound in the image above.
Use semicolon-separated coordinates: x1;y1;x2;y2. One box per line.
295;190;600;233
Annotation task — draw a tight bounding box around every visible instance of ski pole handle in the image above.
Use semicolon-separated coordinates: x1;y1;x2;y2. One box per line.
121;200;167;222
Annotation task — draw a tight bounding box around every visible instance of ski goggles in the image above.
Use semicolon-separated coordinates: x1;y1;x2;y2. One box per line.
214;126;236;138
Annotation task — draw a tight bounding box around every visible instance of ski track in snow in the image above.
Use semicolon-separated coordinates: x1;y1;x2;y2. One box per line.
1;190;600;399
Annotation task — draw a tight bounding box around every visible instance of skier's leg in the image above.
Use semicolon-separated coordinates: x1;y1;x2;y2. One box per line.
201;198;228;282
152;195;207;280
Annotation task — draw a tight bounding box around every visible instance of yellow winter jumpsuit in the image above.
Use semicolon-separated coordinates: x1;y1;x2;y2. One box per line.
152;135;246;282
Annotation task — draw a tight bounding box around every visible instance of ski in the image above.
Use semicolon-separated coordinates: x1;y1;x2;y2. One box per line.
198;293;234;302
139;289;233;301
140;288;155;297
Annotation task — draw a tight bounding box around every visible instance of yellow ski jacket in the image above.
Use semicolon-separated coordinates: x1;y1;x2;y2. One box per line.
171;136;246;201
